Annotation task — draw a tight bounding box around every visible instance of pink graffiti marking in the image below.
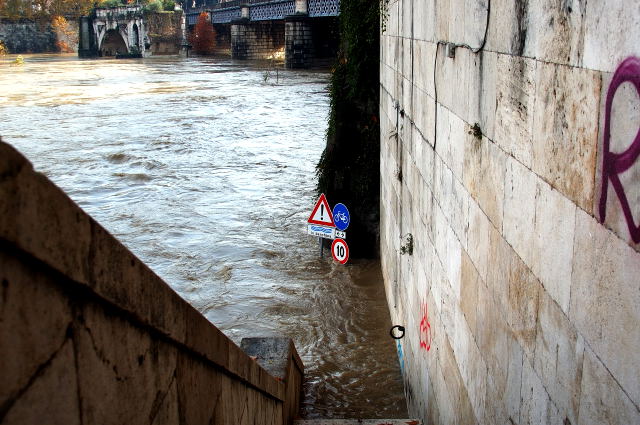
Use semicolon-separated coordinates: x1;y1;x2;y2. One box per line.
599;56;640;243
419;302;432;351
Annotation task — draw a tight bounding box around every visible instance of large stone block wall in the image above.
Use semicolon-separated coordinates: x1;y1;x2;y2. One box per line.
0;19;56;53
0;18;79;53
285;18;313;68
231;20;285;60
379;1;640;424
0;141;302;424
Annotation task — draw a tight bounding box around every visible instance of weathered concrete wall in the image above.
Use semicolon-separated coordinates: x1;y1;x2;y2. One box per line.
380;1;640;424
0;141;303;424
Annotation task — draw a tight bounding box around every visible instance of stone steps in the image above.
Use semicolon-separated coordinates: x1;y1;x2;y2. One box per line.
294;420;421;425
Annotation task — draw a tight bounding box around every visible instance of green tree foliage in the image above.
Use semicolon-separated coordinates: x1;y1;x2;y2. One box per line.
100;0;125;7
316;0;380;258
2;0;30;19
189;12;216;55
143;0;162;13
0;0;94;19
162;0;175;11
141;0;174;13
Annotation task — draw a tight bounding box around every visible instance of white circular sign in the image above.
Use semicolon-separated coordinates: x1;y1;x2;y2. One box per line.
331;238;349;264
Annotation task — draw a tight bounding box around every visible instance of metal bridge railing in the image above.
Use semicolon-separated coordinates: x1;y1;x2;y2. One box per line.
186;0;339;25
249;0;294;21
308;0;339;17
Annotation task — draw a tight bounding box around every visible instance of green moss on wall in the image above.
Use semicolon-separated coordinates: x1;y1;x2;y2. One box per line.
316;0;380;258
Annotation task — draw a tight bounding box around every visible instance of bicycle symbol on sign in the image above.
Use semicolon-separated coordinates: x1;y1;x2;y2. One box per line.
334;212;349;224
332;203;350;231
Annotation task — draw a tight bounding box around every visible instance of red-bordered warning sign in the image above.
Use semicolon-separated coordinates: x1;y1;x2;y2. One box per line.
331;238;349;264
307;193;335;226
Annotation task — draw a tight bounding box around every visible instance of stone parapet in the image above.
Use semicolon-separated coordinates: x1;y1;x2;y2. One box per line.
0;140;303;424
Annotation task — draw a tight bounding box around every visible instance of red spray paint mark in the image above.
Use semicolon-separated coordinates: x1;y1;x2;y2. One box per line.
419;302;432;351
599;56;640;243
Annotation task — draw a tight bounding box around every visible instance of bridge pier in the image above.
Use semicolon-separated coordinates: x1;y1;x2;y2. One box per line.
284;15;313;69
230;19;285;61
78;16;97;58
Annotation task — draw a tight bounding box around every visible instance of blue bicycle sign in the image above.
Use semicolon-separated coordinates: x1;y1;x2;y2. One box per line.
332;203;350;231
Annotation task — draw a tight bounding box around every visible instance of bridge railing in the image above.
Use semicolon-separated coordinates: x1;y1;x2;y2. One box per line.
249;0;294;21
307;0;339;17
211;5;241;23
95;5;142;19
185;0;338;25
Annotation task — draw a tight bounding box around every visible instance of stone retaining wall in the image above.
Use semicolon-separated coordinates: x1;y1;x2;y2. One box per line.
380;1;640;424
0;18;79;53
0;140;303;425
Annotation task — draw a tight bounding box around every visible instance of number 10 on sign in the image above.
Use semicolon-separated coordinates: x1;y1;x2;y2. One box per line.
331;238;349;264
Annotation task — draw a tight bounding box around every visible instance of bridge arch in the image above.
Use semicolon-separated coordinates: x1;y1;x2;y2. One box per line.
79;6;148;58
101;28;128;56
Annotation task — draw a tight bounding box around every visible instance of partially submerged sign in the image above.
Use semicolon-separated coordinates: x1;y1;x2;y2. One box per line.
306;194;350;264
307;224;336;239
331;238;349;264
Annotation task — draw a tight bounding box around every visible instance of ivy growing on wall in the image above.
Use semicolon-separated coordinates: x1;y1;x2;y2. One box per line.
316;0;380;258
379;0;390;33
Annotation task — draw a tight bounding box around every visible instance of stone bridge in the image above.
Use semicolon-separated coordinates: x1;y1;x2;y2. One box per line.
78;5;147;58
186;0;340;68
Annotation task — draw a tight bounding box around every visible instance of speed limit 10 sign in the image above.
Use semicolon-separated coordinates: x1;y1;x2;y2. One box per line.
331;238;349;264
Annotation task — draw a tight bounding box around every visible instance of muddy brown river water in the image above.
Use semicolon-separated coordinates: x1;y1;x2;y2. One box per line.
0;53;406;418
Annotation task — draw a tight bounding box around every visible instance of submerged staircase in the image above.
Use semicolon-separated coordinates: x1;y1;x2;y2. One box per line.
242;338;420;425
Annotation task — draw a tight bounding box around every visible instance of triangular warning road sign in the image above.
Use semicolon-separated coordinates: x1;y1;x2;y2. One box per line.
308;193;335;226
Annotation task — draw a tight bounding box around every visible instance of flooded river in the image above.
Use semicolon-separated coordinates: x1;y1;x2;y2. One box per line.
0;54;406;418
